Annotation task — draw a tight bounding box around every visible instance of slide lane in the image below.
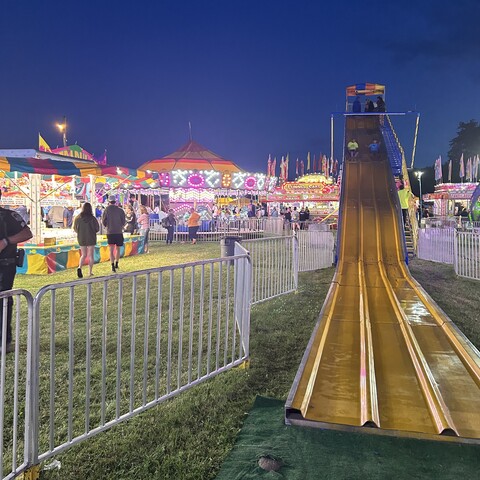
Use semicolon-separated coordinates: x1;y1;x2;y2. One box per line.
286;149;480;441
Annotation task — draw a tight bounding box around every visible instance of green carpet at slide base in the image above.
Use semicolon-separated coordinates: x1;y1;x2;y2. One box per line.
216;396;480;480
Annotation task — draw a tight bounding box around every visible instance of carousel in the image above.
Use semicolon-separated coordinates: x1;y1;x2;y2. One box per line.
139;139;278;226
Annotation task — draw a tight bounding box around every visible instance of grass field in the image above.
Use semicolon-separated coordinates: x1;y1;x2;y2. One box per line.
7;247;480;479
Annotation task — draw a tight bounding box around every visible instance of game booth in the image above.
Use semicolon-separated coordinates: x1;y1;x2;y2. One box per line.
0;151;157;274
423;182;478;218
267;173;340;227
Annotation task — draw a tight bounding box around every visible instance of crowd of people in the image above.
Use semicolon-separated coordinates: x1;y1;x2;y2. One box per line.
352;96;386;113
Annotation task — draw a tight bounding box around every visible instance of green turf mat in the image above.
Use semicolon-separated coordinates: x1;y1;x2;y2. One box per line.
216;396;480;479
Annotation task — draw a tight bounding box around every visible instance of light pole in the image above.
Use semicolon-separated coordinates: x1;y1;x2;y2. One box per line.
56;116;67;147
415;171;423;223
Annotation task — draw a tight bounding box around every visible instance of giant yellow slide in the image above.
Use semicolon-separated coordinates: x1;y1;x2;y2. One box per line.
286;116;480;441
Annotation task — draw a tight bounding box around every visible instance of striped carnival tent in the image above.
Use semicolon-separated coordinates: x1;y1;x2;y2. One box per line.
0;156;151;182
0;156;100;177
346;83;385;97
138;140;243;173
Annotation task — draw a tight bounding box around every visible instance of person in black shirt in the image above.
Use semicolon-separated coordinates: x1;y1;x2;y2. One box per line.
375;96;386;112
0;189;33;353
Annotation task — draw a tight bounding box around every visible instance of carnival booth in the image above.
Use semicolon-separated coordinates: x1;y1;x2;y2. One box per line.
268;173;340;224
0;151;155;274
423;182;478;217
138;140;278;230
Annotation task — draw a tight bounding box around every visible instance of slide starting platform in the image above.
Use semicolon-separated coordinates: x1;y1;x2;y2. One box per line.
286;116;480;442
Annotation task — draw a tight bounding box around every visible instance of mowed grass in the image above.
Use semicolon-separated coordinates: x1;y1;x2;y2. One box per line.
6;249;480;479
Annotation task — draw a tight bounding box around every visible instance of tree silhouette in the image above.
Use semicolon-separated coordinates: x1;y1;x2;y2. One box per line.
447;120;480;182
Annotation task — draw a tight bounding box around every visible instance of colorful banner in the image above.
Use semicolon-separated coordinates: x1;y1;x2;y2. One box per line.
51;144;94;161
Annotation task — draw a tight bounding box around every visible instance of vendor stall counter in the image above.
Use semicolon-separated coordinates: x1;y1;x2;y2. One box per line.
18;234;145;275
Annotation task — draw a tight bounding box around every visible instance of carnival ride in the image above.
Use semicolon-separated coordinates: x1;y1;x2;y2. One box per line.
286;113;480;442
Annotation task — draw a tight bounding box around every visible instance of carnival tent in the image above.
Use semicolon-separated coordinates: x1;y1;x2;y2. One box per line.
139;140;242;173
0;156;151;181
0;156;99;176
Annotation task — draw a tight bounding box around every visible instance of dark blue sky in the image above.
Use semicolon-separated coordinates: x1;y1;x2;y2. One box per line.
1;0;479;174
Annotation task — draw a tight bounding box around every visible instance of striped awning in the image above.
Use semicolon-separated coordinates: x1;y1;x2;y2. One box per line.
0;156;100;176
346;83;385;97
0;157;151;181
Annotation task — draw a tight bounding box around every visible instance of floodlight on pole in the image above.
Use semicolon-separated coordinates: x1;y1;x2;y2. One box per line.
56;116;67;147
415;171;423;220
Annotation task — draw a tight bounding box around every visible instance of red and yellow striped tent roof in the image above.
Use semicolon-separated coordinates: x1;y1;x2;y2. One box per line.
346;83;385;97
139;140;243;173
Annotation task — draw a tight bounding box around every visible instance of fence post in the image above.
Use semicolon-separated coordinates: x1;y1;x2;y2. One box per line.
292;234;299;291
454;229;459;276
234;249;244;337
242;253;253;360
25;293;40;474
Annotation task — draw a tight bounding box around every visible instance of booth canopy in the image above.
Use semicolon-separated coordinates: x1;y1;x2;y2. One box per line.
139;140;242;173
346;83;385;97
0;156;150;181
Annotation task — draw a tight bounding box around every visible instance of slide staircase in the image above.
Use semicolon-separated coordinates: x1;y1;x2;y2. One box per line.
285;115;480;442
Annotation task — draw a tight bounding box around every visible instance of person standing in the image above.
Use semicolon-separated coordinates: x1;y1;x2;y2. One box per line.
73;202;99;278
375;96;386;112
187;207;201;245
365;99;375;112
102;196;126;273
165;208;176;244
137;206;150;253
124;204;137;234
63;206;74;228
352;96;361;113
0;189;33;354
397;184;413;226
291;207;300;231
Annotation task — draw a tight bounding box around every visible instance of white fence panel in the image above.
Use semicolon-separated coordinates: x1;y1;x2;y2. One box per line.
1;256;251;478
297;230;335;272
0;290;34;480
454;231;480;281
417;228;455;264
149;217;285;243
242;236;298;304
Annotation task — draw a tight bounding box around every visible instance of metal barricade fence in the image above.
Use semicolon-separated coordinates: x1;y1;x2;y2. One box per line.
1;256;251;479
296;230;335;272
149;218;285;243
0;289;34;480
454;230;480;281
417;227;455;264
242;236;298;304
